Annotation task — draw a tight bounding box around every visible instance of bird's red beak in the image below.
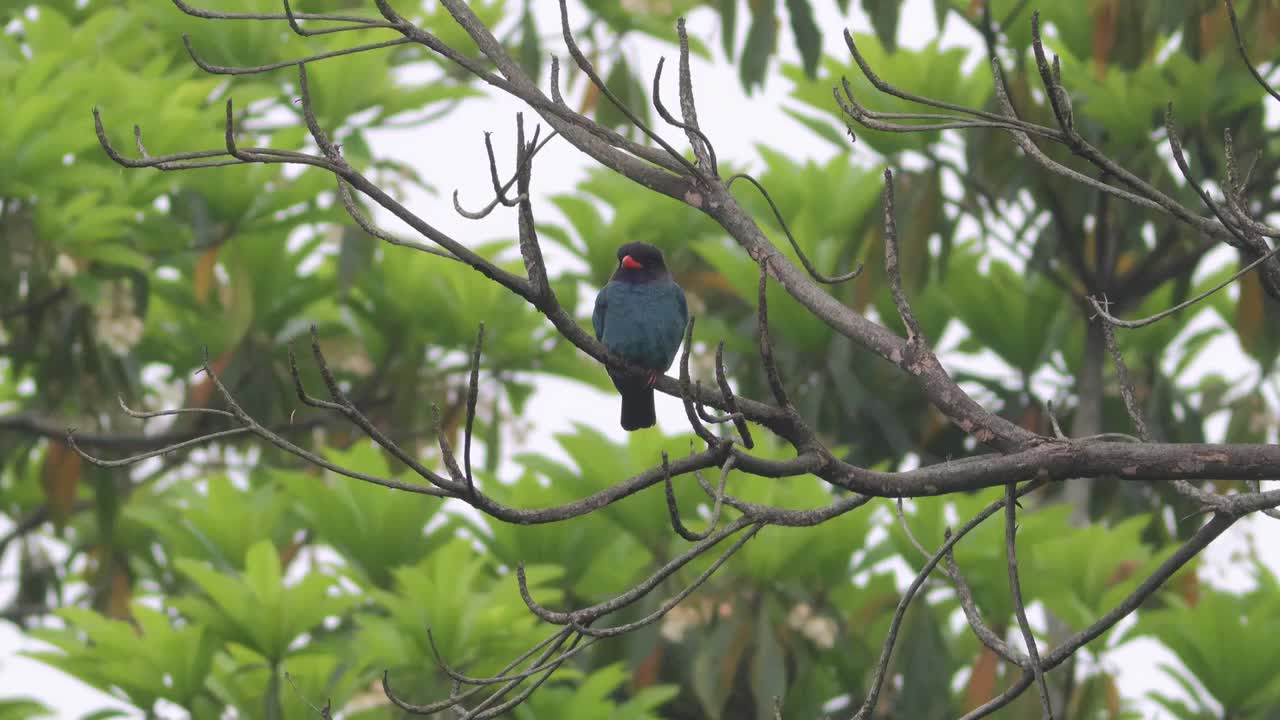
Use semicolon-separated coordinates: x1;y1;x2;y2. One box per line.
622;255;643;270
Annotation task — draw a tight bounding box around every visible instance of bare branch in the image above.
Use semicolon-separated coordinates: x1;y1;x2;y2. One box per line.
1224;0;1280;104
676;19;714;174
894;500;1026;667
756;261;792;409
1086;243;1280;329
961;512;1238;719
652;56;718;176
728;173;863;284
664;452;734;542
678;316;719;446
335;178;462;262
279;0;393;36
515;517;758;627
453;128;558;220
464;324;483;495
552;0;703;180
173;0;389;26
1005;482;1053;718
854;477;1048;719
1100;322;1150;443
882;168;924;343
714;342;754;449
183;33;411;76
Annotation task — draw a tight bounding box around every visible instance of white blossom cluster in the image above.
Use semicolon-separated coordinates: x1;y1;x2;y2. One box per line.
658;597;839;648
786;602;837;649
93;279;144;356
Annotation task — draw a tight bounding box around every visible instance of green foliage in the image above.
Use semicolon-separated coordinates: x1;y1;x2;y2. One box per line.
28;603;217;709
786;35;993;155
1126;576;1280;718
4;1;1280;719
0;699;52;720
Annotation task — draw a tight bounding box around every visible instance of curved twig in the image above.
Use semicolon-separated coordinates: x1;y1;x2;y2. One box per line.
664;452;735;541
854;477;1048;719
728;173;863;284
1004;482;1053;718
1224;0;1280;104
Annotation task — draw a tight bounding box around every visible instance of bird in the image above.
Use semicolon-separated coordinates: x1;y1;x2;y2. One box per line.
593;242;689;431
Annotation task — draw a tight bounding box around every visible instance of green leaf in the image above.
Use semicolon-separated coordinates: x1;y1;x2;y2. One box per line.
338;225;374;293
596;56;648;132
518;2;542;80
740;0;777;92
785;0;821;78
0;699;52;720
750;603;787;720
719;0;738;58
892;603;952;718
861;0;901;52
783;107;850;150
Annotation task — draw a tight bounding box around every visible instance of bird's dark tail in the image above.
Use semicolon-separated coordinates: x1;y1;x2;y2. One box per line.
620;385;656;431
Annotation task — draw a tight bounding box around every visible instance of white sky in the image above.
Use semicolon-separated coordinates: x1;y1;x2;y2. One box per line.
2;0;1278;717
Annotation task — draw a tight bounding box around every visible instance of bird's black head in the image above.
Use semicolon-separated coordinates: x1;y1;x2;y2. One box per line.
612;242;669;282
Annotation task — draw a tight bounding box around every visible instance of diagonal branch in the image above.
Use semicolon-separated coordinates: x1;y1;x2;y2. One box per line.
961;512;1238;719
1004;481;1053;718
1224;0;1280;105
551;0;704;180
728;173;863;284
894;500;1026;667
854;477;1048;719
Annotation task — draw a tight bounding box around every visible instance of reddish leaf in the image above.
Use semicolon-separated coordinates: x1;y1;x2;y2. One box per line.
854;223;883;312
678;270;740;298
1092;0;1118;80
963;645;1000;712
632;643;664;690
103;557;133;621
1106;674;1122;717
1236;271;1264;356
279;530;311;571
1199;3;1229;56
41;440;82;527
578;50;602;116
1262;4;1280;56
718;609;752;701
1018;403;1043;433
193;246;219;306
1178;568;1200;607
187;348;236;410
1106;558;1139;586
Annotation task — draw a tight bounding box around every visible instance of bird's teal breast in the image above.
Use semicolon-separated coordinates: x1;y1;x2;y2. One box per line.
601;282;686;370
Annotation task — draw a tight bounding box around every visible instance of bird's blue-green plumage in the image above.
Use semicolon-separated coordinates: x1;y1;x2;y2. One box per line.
593;242;688;430
592;280;688;370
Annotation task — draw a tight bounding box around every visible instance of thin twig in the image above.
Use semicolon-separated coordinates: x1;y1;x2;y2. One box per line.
894;499;1026;666
1005;481;1053;718
854;477;1048;719
1224;0;1280;104
664;452;735;541
728;173;863;284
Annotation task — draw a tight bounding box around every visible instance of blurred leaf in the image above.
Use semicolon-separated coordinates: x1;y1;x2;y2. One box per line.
0;700;52;720
862;0;901;52
720;0;738;58
597;57;648;132
40;439;81;527
750;603;787;720
518;2;542;80
785;0;821;77
740;0;777;91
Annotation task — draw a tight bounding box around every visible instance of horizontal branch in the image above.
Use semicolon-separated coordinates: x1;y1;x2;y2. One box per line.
827;440;1280;502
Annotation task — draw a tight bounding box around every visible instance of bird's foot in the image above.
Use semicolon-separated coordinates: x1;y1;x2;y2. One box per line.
646;370;659;388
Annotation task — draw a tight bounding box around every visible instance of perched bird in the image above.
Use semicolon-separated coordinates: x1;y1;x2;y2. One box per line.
593;242;689;431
